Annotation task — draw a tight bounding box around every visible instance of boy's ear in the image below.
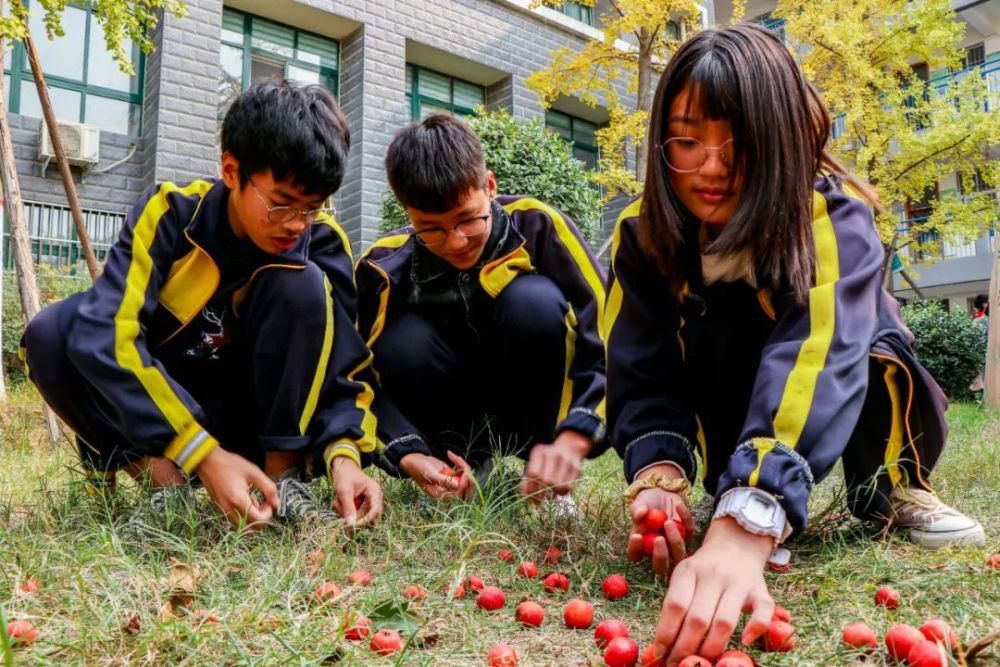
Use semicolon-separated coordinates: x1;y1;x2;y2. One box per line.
485;170;497;198
220;151;242;190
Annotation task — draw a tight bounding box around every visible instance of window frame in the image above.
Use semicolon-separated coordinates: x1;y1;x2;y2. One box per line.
405;64;485;121
544;109;600;171
559;2;595;27
3;2;145;135
219;7;340;102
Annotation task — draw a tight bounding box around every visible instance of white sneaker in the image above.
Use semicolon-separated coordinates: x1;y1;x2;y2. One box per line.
889;486;985;549
548;493;579;519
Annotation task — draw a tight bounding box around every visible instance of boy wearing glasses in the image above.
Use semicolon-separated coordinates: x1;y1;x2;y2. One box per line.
23;81;383;530
357;114;607;503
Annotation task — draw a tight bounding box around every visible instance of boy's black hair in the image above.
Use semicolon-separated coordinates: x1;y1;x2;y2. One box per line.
221;79;350;197
384;114;487;213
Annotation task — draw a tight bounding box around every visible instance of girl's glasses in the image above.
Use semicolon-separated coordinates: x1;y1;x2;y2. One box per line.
660;137;734;173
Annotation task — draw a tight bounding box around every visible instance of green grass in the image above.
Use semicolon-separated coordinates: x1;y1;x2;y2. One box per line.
1;384;998;666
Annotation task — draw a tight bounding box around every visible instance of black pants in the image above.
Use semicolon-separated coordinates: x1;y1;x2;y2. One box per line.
374;274;571;467
24;262;333;475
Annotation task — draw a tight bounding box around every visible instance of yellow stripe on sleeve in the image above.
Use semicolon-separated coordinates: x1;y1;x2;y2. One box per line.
771;190;840;448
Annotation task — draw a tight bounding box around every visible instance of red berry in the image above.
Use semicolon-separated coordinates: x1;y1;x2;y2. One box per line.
515;600;544;627
563;598;595;629
643;508;668;534
517;561;539;578
18;578;40;595
842;622;878;651
465;574;485;592
6;620;38;646
543;546;563;564
476;586;506;611
885;623;925;661
343;613;372;641
677;657;712;667
402;584;427;601
448;582;466;599
988;553;1000;570
314;581;342;602
772;605;791;623
874;585;900;608
604;636;639;667
761;619;795;652
641;533;659;558
715;649;754;667
497;549;515;563
602;574;630;600
543;572;570;593
347;569;372;586
594;619;630;648
907;640;948;667
487;643;519;667
191;609;220;623
920;618;957;650
369;629;402;655
305;549;325;569
639;644;666;666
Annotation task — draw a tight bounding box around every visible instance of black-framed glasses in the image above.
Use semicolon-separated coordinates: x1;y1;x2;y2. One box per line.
411;214;490;247
249;180;336;225
660;137;734;173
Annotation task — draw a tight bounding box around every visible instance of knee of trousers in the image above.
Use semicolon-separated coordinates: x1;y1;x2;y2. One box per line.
243;262;329;328
493;274;568;342
23;296;79;392
373;311;449;382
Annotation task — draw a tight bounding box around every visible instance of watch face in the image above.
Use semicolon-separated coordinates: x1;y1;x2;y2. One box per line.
745;495;777;526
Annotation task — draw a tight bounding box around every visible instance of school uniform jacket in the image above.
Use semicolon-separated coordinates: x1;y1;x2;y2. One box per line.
64;179;378;476
605;174;947;535
356;195;608;475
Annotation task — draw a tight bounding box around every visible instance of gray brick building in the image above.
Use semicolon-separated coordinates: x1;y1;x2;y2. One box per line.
4;0;702;261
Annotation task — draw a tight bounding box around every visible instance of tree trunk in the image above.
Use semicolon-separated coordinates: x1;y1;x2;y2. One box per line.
636;31;653;182
985;247;1000;408
899;268;926;300
23;31;100;281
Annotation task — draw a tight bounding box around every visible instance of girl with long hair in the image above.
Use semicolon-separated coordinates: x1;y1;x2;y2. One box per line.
606;24;984;664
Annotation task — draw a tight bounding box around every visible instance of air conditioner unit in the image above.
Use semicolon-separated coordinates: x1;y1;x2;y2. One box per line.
39;120;100;168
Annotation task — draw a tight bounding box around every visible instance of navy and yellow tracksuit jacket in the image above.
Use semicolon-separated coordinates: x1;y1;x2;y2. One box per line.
356;195;608;469
64;179;377;475
606;174;947;535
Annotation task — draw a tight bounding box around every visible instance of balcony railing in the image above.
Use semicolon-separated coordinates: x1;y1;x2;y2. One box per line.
2;200;123;273
928;53;1000;112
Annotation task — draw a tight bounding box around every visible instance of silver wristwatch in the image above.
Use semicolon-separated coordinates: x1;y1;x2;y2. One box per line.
713;487;792;543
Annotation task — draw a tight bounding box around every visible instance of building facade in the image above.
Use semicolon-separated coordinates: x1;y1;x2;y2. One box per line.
3;0;677;265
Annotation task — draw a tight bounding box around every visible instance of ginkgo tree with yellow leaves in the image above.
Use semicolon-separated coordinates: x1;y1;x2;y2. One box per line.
526;0;704;199
776;0;999;267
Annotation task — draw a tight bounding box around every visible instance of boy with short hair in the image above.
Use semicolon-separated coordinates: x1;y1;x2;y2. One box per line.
357;114;607;501
24;80;382;529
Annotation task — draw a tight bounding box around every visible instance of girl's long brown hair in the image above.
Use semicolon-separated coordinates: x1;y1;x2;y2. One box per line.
639;24;878;304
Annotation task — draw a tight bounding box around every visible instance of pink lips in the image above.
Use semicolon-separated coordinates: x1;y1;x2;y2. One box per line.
694;188;728;205
272;237;297;252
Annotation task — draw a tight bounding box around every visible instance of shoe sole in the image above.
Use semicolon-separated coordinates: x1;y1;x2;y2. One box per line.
907;524;986;550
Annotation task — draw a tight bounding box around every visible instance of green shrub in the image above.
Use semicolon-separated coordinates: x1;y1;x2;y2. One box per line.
3;267;91;384
902;301;985;400
379;108;602;243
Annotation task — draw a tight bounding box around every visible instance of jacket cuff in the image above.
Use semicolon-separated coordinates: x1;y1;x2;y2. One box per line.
324;441;362;471
715;437;815;536
622;431;698;483
164;423;219;475
556;407;608;457
378;434;432;478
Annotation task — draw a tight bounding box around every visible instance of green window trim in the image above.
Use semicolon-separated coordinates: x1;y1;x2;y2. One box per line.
219;7;339;115
3;2;144;136
559;2;595;27
405;64;485;121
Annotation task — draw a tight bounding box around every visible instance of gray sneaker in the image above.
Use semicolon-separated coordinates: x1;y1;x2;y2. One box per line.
889;486;985;549
123;484;196;536
277;472;338;523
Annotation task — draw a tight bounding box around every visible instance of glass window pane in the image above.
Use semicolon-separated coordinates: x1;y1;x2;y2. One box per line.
405;64;413;95
221;8;245;45
4;38;11;71
3;74;9;108
419;101;451;119
27;5;85;81
84;95;137;134
545;111;573;140
417;69;451;103
296;32;337;68
574;146;598;170
87;19;136;93
453;80;484;110
287;65;320;86
250;56;284;86
218;44;244;116
19;81;81;122
251;18;295;58
573;119;597;145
